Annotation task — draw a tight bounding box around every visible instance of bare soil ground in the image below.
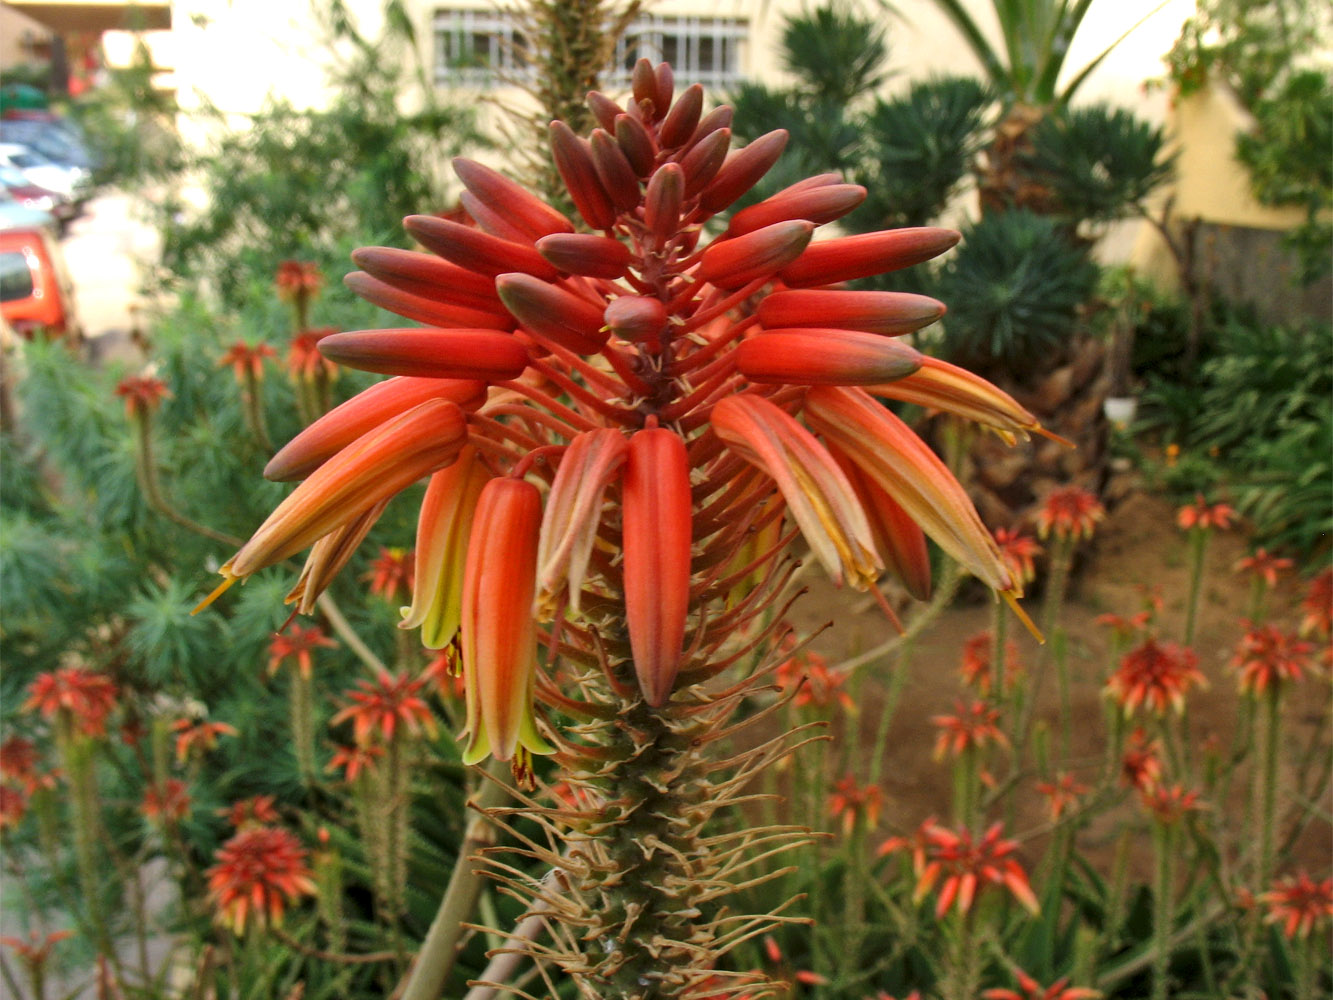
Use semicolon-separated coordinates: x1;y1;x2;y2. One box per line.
781;480;1332;877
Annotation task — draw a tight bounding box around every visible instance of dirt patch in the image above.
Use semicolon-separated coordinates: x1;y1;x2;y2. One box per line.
781;481;1332;877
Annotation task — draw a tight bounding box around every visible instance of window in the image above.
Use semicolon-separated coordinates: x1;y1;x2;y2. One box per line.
609;16;747;91
433;8;529;86
433;9;747;90
0;252;35;304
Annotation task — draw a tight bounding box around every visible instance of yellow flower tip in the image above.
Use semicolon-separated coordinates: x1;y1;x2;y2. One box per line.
192;569;240;615
1001;589;1044;645
1036;425;1076;449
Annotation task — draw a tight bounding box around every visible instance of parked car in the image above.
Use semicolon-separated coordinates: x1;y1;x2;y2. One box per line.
0;118;98;171
0;187;59;235
0;164;74;225
0;142;92;204
0;227;81;342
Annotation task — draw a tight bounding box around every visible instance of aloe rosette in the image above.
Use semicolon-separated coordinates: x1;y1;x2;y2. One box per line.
199;61;1053;998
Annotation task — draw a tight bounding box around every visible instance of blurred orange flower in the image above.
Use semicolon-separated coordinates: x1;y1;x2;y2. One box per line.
1259;871;1333;939
827;775;883;835
267;623;337;680
1176;494;1234;532
23;668;118;737
172;718;238;763
1119;728;1163;793
1105;639;1205;716
206;826;316;933
880;819;1038;918
1036;486;1104;542
1232;623;1314;696
219;795;280;829
932;699;1008;760
331;670;437;745
141;779;191;824
983;969;1099;1000
1036;771;1090;823
1235;548;1293;588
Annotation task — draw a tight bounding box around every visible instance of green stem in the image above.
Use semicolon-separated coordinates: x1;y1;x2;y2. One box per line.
290;670;316;786
1258;687;1281;888
133;415;245;547
1151;821;1176;1000
398;759;511;1000
241;372;273;453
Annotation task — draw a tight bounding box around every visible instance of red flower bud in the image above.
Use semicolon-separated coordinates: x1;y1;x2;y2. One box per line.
780;228;960;287
590;129;643;213
644;163;685;244
758;289;946;336
550;120;617;231
659;82;704;148
496;273;609;354
350;246;500;311
698;129;789;215
727;183;866;236
623;428;693;706
318;328;529;381
614;113;657;176
344;272;515;331
679;127;731;196
736;328;922;385
605;296;667;348
697;220;814;289
265;376;487;481
587;90;624;132
536;233;632;279
404;215;559;280
452;157;574;242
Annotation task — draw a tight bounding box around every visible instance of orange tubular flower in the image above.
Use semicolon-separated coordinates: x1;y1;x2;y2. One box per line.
1035;772;1090;822
827;775;883;835
204;64;1053;777
141;779;191;824
714;394;880;590
1300;568;1332;638
461;478;554;770
286;327;340;383
115;374;171;420
220;795;280;829
331;670;437;746
399;446;490;649
536;428;628;618
623;428;695;706
1037;485;1104;542
881;819;1039;918
1259;871;1333;940
196;399;468;609
983;970;1100;1000
23;668;118;737
1106;639;1206;716
1232;623;1313;695
1235;548;1294;588
267;623;337;680
206;826;316;934
803;386;1014;596
931;699;1009;760
366;546;414;604
172;718;238;763
218;341;277;382
0;785;26;829
1119;728;1163;793
959;631;1022;695
1176;494;1235;532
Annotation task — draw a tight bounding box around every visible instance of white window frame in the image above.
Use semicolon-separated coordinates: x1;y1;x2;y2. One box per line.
432;9;747;90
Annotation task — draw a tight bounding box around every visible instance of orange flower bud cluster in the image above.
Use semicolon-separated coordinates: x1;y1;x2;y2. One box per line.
199;62;1059;779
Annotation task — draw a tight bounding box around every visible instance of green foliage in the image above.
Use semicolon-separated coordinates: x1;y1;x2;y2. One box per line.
779;2;892;105
926;0;1158;107
853;76;992;229
1139;305;1333;559
1160;0;1330;104
932;210;1099;370
1235;69;1333;283
1023;104;1175;224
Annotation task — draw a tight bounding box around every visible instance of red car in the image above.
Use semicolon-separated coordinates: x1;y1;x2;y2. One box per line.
0;227;81;341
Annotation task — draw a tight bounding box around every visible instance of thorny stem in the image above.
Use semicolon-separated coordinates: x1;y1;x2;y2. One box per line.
1150;821;1176;1000
290;670;316;786
1257;686;1281;888
398;759;511;1000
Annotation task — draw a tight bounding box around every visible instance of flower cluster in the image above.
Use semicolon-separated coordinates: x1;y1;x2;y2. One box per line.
1105;639;1205;716
197;63;1051;781
931;699;1008;760
1036;486;1104;542
959;631;1022;695
23;668;118;737
1231;623;1314;695
1176;494;1235;532
827;775;883;835
880;819;1038;918
1259;871;1333;940
206;825;316;933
